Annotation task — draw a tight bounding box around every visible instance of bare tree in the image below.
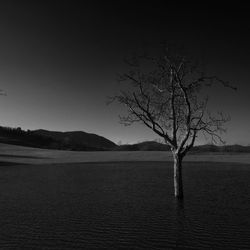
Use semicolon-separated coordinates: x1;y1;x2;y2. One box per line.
109;47;236;199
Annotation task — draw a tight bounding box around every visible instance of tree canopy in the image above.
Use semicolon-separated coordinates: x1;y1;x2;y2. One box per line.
110;47;236;157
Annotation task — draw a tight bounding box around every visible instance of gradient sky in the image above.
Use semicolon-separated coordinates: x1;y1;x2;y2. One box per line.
0;1;249;145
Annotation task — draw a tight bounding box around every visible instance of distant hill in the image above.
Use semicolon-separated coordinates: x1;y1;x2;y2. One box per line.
0;126;116;151
115;141;250;153
191;144;250;153
31;129;116;150
114;141;171;151
1;126;250;152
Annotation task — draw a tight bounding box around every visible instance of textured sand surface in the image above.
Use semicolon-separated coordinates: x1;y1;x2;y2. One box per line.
1;143;250;165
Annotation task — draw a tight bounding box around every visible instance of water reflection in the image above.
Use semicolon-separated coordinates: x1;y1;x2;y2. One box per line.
174;199;187;248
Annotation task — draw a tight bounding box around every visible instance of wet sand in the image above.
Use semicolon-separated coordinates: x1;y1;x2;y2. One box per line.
1;143;250;165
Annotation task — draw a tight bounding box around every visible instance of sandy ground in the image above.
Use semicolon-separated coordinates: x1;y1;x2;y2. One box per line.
0;143;250;165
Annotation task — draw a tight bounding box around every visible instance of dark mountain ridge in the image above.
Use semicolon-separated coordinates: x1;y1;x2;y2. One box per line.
114;142;250;153
0;126;116;151
32;129;116;150
114;141;171;151
0;126;249;152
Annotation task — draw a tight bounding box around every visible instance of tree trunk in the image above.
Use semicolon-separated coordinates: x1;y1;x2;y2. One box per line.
173;153;183;199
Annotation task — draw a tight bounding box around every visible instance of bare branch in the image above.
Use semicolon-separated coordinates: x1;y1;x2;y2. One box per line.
109;47;234;155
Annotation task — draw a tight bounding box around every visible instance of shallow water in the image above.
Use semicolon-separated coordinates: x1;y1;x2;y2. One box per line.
0;161;250;249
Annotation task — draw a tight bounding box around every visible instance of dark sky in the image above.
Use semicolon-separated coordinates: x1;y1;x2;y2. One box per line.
0;1;249;144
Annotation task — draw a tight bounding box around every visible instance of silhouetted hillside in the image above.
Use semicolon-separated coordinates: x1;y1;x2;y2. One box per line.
114;141;171;151
1;126;250;152
0;126;54;148
115;141;250;153
0;126;116;151
191;144;250;153
31;129;116;150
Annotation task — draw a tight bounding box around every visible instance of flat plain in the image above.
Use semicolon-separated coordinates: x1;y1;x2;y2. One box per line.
1;143;250;165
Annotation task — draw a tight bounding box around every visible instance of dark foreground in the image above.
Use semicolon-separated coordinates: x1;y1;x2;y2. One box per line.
0;161;250;249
